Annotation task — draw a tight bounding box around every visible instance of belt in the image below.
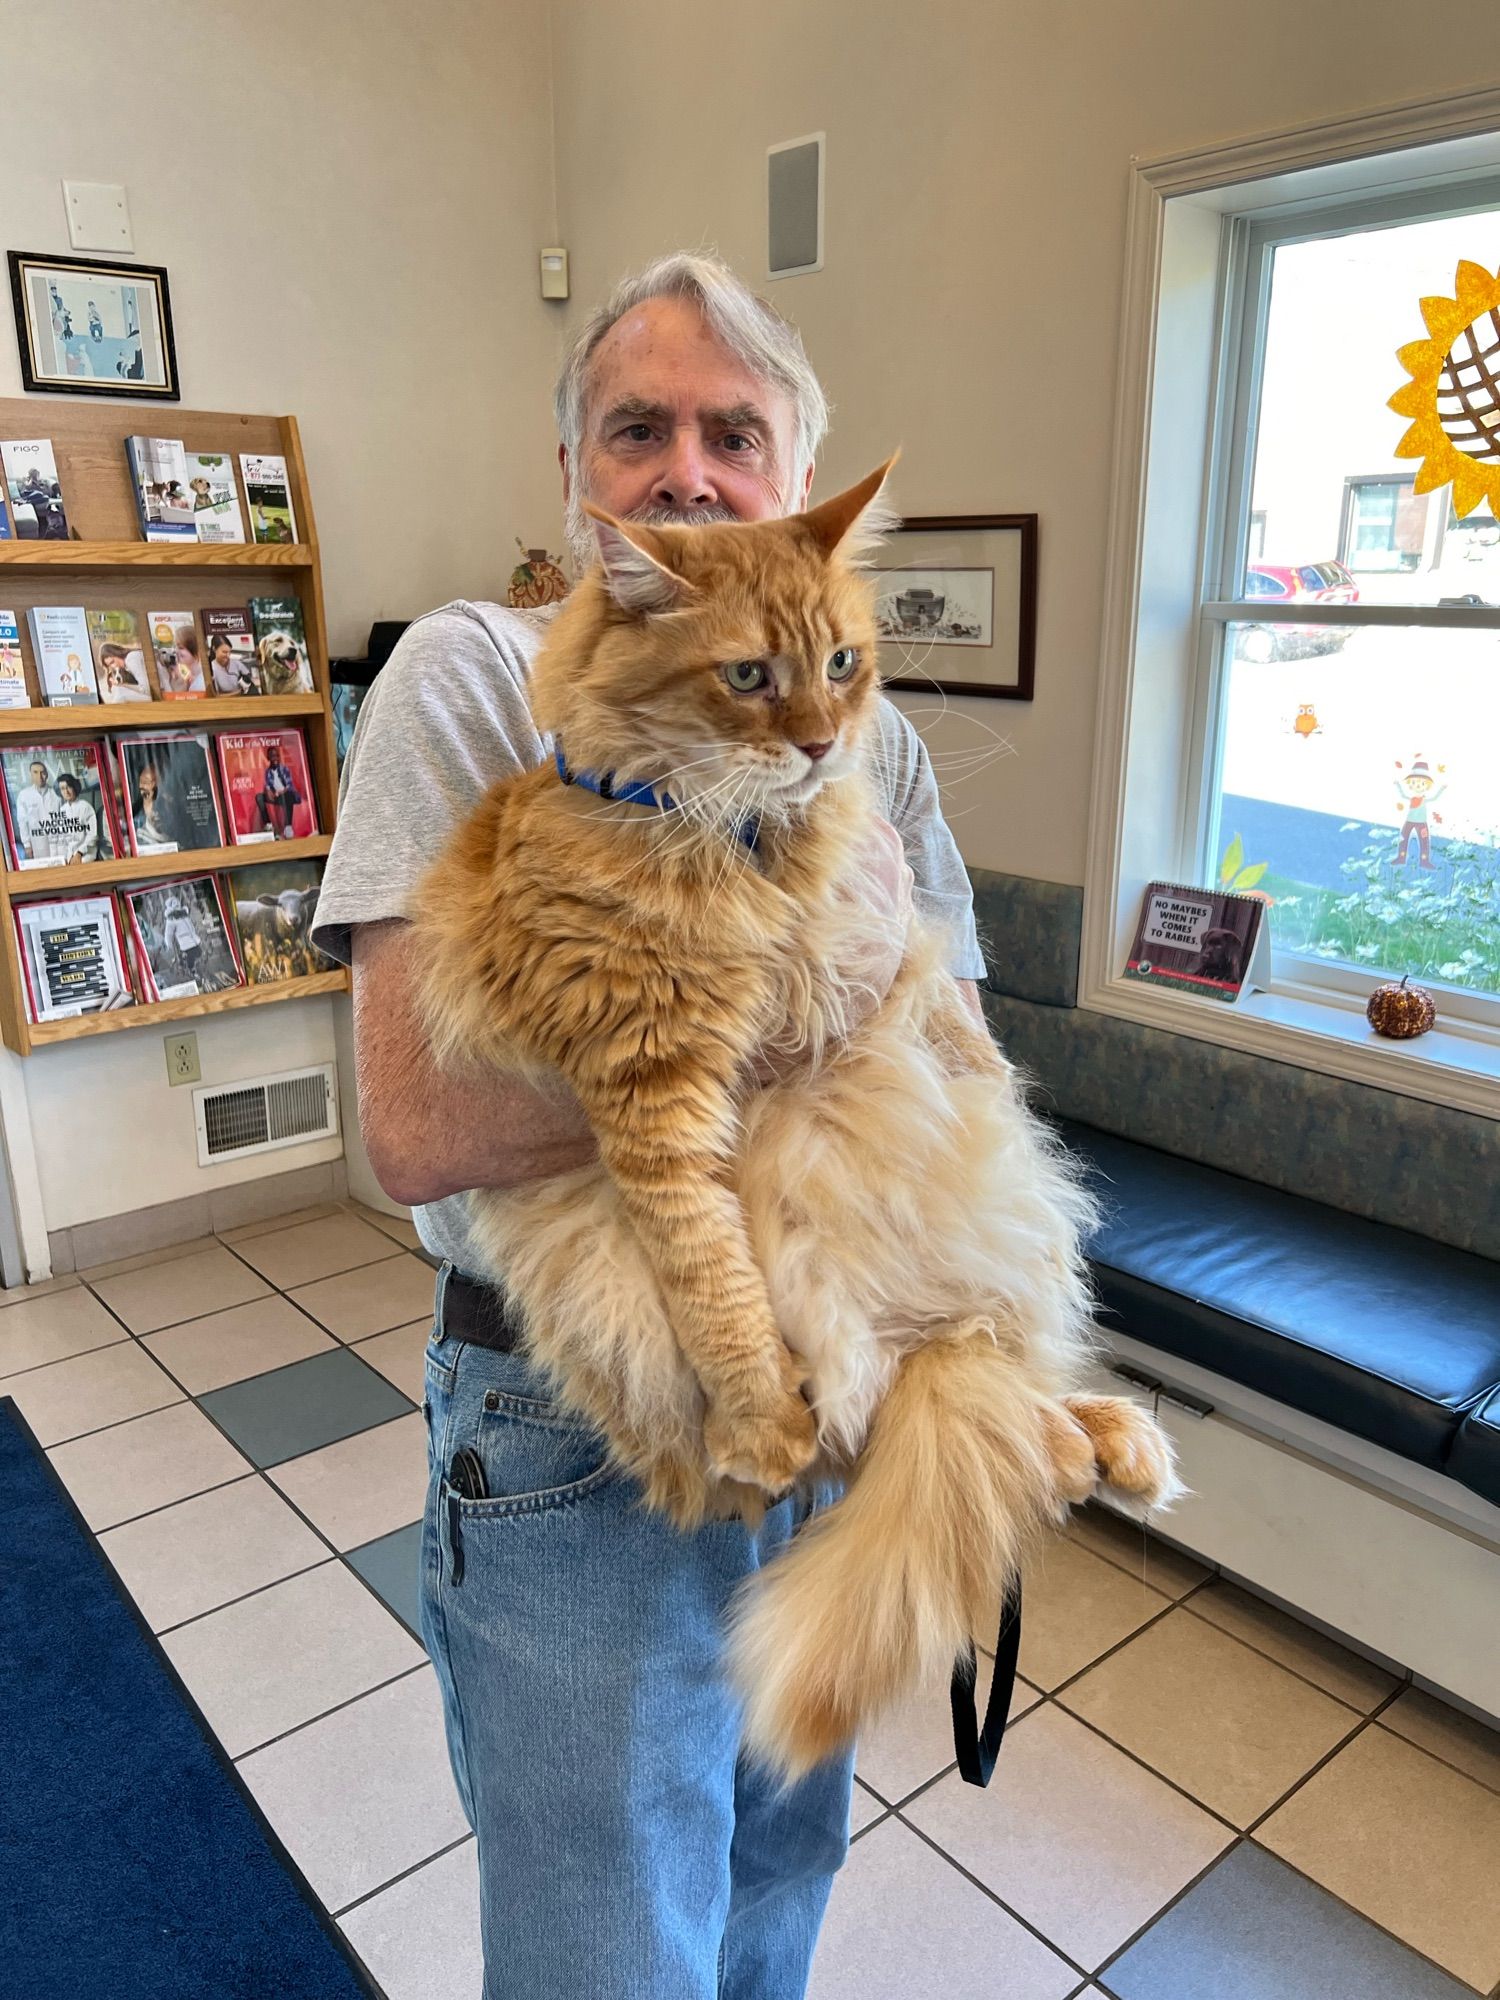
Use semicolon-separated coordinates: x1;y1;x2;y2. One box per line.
442;1268;523;1353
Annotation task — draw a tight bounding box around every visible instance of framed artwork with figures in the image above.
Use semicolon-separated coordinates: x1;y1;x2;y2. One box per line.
875;514;1037;700
8;249;179;400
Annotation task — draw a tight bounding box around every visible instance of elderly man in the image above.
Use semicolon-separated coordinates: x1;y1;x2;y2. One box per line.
314;253;987;2000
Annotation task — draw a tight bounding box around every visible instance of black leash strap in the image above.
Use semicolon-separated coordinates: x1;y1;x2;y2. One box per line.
949;1580;1023;1787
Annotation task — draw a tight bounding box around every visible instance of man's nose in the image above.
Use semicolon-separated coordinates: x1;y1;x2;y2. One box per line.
650;432;717;509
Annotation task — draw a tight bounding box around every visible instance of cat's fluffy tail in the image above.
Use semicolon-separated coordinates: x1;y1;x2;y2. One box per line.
726;1320;1065;1785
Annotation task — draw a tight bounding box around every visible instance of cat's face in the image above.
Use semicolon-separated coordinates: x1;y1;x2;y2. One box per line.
536;463;895;828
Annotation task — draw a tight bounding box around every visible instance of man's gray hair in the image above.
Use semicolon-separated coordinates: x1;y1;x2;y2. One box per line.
553;252;830;490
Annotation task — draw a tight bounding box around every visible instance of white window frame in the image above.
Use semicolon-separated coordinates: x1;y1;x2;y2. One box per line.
1082;87;1500;1121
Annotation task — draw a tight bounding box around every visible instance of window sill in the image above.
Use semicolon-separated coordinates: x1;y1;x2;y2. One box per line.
1081;970;1500;1120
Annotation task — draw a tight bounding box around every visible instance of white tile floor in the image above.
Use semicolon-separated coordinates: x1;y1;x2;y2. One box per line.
14;1198;1500;2000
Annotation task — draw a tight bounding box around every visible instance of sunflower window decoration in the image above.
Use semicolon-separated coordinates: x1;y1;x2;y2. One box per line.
1388;258;1500;517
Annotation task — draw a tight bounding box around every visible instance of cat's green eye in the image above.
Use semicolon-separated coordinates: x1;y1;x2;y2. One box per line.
827;647;860;681
724;660;768;693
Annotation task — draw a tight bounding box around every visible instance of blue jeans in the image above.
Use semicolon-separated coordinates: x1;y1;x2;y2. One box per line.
420;1269;853;1999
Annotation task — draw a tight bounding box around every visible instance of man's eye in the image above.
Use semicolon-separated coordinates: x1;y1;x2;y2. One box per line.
617;423;654;443
827;647;860;681
724;660;768;692
721;433;756;453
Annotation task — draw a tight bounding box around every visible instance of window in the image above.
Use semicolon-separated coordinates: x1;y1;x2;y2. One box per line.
1085;103;1500;1113
1201;201;1500;1015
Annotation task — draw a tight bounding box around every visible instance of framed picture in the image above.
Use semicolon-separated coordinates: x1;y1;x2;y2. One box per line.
875;514;1037;700
7;250;179;400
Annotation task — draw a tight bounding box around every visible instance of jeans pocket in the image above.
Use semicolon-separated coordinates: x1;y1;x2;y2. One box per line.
446;1350;617;1518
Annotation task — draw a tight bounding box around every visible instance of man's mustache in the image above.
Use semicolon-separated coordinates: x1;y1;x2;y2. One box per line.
624;502;739;530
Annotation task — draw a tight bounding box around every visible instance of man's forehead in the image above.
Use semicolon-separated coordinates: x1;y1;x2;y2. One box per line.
585;300;791;427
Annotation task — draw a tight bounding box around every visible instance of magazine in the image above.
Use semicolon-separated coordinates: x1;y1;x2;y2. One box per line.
86;609;153;705
1;440;69;541
1123;881;1270;1005
125;436;195;542
115;731;225;855
26;606;98;705
201;607;262;695
13;895;133;1022
185;451;246;544
146;611;205;699
247;596;313;694
0;739;120;869
123;875;243;1000
229;858;329;983
0;610;27;707
216;728;317;844
239;453;298;544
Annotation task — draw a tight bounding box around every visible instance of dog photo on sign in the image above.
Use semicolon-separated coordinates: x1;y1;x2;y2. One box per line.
248;596;314;695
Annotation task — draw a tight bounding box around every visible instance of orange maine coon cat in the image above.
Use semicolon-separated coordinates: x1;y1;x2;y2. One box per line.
415;465;1180;1778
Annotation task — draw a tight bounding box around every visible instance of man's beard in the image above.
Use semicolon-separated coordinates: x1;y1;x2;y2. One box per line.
564;489;740;575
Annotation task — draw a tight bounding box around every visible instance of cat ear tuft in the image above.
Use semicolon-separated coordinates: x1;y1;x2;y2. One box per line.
585;506;690;614
800;455;901;566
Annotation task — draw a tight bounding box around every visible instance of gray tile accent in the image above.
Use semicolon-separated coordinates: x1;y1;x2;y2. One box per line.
347;1521;423;1637
1099;1841;1476;2000
970;869;1084;1009
199;1347;415;1469
982;990;1500;1260
46;1228;76;1276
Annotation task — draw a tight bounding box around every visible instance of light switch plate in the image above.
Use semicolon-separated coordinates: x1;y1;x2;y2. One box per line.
63;181;133;253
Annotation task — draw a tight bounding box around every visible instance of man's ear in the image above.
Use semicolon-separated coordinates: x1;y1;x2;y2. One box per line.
584;504;692;614
800;455;900;564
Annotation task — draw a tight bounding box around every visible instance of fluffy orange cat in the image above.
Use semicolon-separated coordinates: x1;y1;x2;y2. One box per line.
415;464;1180;1778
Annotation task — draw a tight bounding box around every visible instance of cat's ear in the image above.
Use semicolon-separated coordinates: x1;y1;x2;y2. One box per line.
800;455;901;565
585;505;692;614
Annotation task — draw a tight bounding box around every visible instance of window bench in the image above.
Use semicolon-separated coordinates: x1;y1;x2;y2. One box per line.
1060;1120;1500;1721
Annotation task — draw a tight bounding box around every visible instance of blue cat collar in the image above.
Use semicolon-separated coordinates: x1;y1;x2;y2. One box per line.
554;743;759;853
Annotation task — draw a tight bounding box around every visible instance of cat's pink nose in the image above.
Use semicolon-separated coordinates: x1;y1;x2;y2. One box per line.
798;740;833;763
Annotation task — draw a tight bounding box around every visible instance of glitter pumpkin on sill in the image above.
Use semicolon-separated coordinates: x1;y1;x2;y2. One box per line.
1366;976;1437;1040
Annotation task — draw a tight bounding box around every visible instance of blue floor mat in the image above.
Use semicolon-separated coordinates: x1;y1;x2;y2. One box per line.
0;1395;382;1999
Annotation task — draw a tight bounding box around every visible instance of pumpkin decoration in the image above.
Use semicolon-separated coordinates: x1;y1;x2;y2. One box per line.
1366;976;1436;1040
506;542;570;610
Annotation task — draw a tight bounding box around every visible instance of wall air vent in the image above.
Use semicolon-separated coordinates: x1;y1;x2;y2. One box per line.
193;1063;337;1166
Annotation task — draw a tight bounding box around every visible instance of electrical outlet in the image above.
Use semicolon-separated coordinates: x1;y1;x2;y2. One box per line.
164;1031;200;1087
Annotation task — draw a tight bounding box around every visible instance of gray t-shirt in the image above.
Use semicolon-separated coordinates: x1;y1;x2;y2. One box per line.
315;599;986;1273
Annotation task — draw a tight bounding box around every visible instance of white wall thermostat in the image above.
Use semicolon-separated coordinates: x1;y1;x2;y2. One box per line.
540;248;569;301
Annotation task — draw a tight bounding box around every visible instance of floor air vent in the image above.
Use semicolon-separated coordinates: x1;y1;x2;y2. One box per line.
194;1064;337;1166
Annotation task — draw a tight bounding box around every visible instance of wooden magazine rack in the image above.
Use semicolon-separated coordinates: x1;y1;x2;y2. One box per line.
0;399;348;1051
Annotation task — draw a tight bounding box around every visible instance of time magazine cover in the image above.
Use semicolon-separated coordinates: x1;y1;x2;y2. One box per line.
122;874;243;1000
215;728;317;844
0;739;121;869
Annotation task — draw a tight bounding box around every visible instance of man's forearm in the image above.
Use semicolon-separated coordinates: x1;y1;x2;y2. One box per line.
353;921;597;1207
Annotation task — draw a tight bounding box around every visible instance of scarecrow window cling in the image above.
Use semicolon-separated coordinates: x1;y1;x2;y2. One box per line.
1394;755;1446;869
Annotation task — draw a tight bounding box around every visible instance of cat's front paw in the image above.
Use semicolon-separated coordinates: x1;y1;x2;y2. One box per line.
704;1387;819;1496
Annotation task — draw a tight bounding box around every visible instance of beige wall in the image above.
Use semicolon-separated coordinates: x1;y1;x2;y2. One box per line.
1;0;564;1246
548;0;1500;886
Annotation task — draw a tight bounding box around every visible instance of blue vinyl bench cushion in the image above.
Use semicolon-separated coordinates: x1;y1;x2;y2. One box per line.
1445;1386;1500;1508
1059;1122;1500;1496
